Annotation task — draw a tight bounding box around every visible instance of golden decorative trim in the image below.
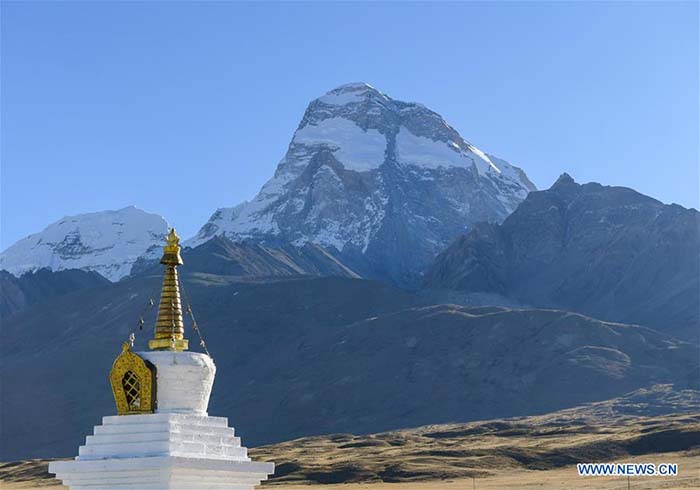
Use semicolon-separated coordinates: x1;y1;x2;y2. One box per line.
150;228;188;352
109;343;157;415
148;338;189;350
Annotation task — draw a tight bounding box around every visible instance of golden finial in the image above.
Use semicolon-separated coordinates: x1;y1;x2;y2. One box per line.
161;228;183;266
148;228;189;351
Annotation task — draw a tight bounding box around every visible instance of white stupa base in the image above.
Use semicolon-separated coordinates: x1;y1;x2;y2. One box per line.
49;413;274;490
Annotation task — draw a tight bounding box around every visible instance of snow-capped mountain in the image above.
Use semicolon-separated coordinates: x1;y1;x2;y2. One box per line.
190;83;536;285
0;206;169;281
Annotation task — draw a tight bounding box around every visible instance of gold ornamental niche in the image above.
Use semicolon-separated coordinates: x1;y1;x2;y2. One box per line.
109;343;157;415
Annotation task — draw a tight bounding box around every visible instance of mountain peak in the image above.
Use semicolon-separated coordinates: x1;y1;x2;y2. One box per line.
316;82;389;106
552;172;577;187
329;82;377;93
191;85;536;286
0;207;169;281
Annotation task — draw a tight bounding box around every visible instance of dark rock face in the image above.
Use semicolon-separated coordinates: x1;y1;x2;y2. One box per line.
189;83;535;287
0;268;110;318
425;174;700;341
1;271;695;460
131;235;362;279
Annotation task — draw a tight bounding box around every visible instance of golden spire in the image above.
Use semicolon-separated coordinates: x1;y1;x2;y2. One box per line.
148;228;189;351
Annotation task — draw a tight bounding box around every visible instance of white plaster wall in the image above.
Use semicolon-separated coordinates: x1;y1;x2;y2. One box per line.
139;351;215;415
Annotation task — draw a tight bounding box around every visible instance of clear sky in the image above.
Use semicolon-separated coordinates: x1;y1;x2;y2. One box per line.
1;1;698;249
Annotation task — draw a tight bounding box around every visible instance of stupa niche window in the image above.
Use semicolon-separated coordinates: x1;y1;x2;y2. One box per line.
122;371;141;410
109;343;157;415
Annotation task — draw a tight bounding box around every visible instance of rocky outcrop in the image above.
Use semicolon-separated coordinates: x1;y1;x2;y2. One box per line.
425;174;700;341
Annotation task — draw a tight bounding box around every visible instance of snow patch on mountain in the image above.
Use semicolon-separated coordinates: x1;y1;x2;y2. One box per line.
294;117;387;172
396;127;499;174
487;154;537;192
0;206;169;281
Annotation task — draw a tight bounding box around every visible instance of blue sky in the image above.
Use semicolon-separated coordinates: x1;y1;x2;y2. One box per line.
1;1;698;249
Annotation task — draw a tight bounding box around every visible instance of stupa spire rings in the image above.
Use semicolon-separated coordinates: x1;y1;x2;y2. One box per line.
148;228;189;351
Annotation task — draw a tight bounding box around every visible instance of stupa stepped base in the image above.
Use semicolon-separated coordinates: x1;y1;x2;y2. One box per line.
49;456;272;490
76;413;245;461
49;413;274;490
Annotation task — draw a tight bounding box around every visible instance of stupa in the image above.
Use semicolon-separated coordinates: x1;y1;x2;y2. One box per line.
50;229;274;489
